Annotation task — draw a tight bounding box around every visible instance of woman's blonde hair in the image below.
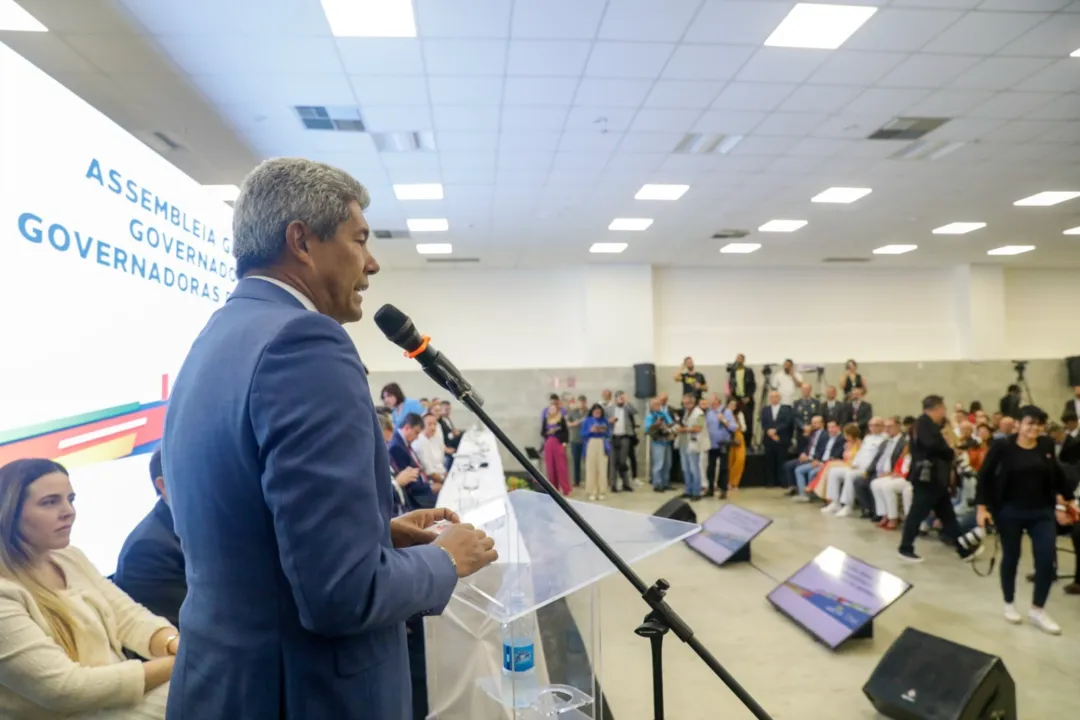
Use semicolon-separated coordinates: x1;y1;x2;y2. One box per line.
0;458;80;660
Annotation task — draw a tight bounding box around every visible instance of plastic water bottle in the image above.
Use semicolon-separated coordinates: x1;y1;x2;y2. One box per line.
501;593;540;708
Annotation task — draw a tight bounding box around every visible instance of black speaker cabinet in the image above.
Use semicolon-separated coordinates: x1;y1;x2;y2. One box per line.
863;628;1016;720
634;363;656;399
653;498;696;524
1067;356;1080;387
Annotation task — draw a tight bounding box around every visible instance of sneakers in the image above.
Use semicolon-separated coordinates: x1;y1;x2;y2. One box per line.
1003;603;1022;624
598;494;607;501
835;505;853;518
1028;609;1061;635
587;494;597;501
821;502;838;514
897;549;923;563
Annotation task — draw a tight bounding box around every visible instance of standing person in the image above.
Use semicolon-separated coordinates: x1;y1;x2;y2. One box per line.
674;357;707;399
645;398;675;492
566;395;588;488
771;359;803;406
161;158;498;720
841;387;873;436
382;383;426;429
727;399;748;491
705;394;737;499
842;359;866;400
1064;386;1080;428
761;391;795;489
675;394;706;500
976;406;1078;635
999;384;1023;420
580;404;611;502
541;395;572;496
820;385;843;426
608;391;636;493
792;383;821;429
897;395;976;563
728;354;757;447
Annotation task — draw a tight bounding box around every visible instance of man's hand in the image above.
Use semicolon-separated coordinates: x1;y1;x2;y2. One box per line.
811;460;822;468
390;508;461;548
798;453;809;462
767;429;779;441
434;523;498;578
394;467;419;487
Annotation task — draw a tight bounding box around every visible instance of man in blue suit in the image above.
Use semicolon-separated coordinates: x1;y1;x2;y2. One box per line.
791;419;846;501
387;412;440;511
162;158;498;720
761;390;796;488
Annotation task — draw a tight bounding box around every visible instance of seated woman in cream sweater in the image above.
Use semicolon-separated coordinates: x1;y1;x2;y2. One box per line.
0;458;179;719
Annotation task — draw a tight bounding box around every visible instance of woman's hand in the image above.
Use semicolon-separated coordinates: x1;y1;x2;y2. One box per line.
976;504;991;529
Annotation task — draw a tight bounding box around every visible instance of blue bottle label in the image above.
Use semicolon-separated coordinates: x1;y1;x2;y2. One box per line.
503;641;535;672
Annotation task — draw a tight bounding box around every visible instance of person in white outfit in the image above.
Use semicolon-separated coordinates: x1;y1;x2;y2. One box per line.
822;416;886;517
871;453;914;529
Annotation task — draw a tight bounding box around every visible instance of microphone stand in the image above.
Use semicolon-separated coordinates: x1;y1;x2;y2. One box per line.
451;389;774;720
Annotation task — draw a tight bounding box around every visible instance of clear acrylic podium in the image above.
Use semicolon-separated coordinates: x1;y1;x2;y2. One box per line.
425;490;700;719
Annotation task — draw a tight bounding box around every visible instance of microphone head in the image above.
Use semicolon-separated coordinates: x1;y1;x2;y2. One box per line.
374;304;421;351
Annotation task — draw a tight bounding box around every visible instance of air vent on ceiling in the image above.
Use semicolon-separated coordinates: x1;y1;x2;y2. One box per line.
712;229;750;239
674;133;743;155
426;257;479;265
151;131;182;151
371;132;437;153
890;139;967;161
867;117;949;141
822;257;871;264
373;230;412;240
294;105;366;132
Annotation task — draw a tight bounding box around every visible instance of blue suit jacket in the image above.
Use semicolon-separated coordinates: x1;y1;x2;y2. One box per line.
386;431;437;510
812;433;846;461
113;499;186;629
162;278;458;720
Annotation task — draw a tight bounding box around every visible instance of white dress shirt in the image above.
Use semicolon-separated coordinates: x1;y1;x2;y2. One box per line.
773;372;802;405
249;275;317;312
411;432;445;477
852;433;886;472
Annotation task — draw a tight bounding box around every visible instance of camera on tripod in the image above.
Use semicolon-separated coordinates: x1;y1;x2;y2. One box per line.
761;364;774;378
1012;360;1027;379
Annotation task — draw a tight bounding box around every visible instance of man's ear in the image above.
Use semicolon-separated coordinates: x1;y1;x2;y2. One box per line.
153;476;168;502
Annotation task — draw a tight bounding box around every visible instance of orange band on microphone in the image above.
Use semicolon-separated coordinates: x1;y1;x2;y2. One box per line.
405;336;431;359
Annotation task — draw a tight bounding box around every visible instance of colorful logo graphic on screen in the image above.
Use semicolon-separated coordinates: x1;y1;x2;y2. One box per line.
780;580;872;630
0;375;168;469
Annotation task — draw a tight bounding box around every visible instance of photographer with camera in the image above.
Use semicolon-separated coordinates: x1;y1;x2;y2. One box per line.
975;405;1079;634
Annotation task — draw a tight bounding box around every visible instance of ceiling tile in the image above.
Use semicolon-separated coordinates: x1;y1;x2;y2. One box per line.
844;9;964;52
879;54;981;88
643;80;725;109
711;82;797;112
503;77;580;105
662;45;756;81
843;88;931;115
56;33;163;74
351;76;429;106
422;39;507;76
999;13;1080;57
978;0;1072;9
414;0;512;37
506;40;591;76
360;106;434;132
809;51;907;86
617;134;684;153
777;85;863;114
753;112;830;138
499;106;570;131
928;117;1004;141
574;78;654;107
599;0;703;41
949;57;1054;91
551;151;613;170
499;131;562;152
629;108;703;133
1035;121;1080;143
736;49;830;84
786;137;854;157
684;1;796;44
495;166;548;186
547;166;606;186
693;110;766;135
428;76;503;106
153;35;339;75
498;152;554;170
120;0;329;35
584;42;675;80
727;136;797;156
564;106;639;131
659;154;720;172
904;89;994;116
559;131;625;153
433;105;501;131
439;151;497;171
922;11;1049;54
812;114;894;139
380;152;441;178
1024;94;1080;120
981;120;1059;143
965;92;1056;119
434;131;499;152
764;156;825;176
511;0;607;39
195;73;356;107
1011;60;1080;92
337;39;424;75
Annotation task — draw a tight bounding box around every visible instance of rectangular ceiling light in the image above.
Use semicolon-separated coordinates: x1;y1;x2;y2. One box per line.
0;0;47;31
1071;48;1080;57
932;222;986;235
635;184;690;201
720;243;761;254
1064;226;1080;235
758;219;807;233
394;183;444;200
406;218;449;232
590;242;628;254
1013;191;1080;207
811;187;872;204
609;218;654;231
873;244;917;255
764;3;877;50
987;245;1035;256
416;243;452;255
203;184;240;202
320;0;417;37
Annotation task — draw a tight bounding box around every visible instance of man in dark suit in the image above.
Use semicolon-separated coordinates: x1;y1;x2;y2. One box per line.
728;354;757;446
1000;384;1022;419
387;413;442;510
784;415;823;494
113;447;186;628
760;390;795;488
840;387;873;436
162;158;497;720
791;419;845;500
855;416;907;518
820;385;843;425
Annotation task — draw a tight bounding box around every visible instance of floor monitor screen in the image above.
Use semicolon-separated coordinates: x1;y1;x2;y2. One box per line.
685;503;771;565
767;546;912;649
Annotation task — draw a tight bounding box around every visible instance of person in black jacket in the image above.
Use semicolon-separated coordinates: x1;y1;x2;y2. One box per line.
898;395;978;563
728;354;757;446
976;406;1079;635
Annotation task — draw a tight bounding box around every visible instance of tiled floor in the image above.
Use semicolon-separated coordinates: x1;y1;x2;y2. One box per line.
577;486;1078;720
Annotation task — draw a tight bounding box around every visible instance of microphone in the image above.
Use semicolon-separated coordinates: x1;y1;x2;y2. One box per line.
373;304;483;407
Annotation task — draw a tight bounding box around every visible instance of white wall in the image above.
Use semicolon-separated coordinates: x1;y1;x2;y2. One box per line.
1004;269;1080;360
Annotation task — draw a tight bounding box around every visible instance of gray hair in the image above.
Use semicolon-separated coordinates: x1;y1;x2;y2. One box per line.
231;158;371;276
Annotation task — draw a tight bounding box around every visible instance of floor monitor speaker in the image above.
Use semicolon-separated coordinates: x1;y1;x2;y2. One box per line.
863;627;1016;720
634;363;656;399
653;498;696;524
